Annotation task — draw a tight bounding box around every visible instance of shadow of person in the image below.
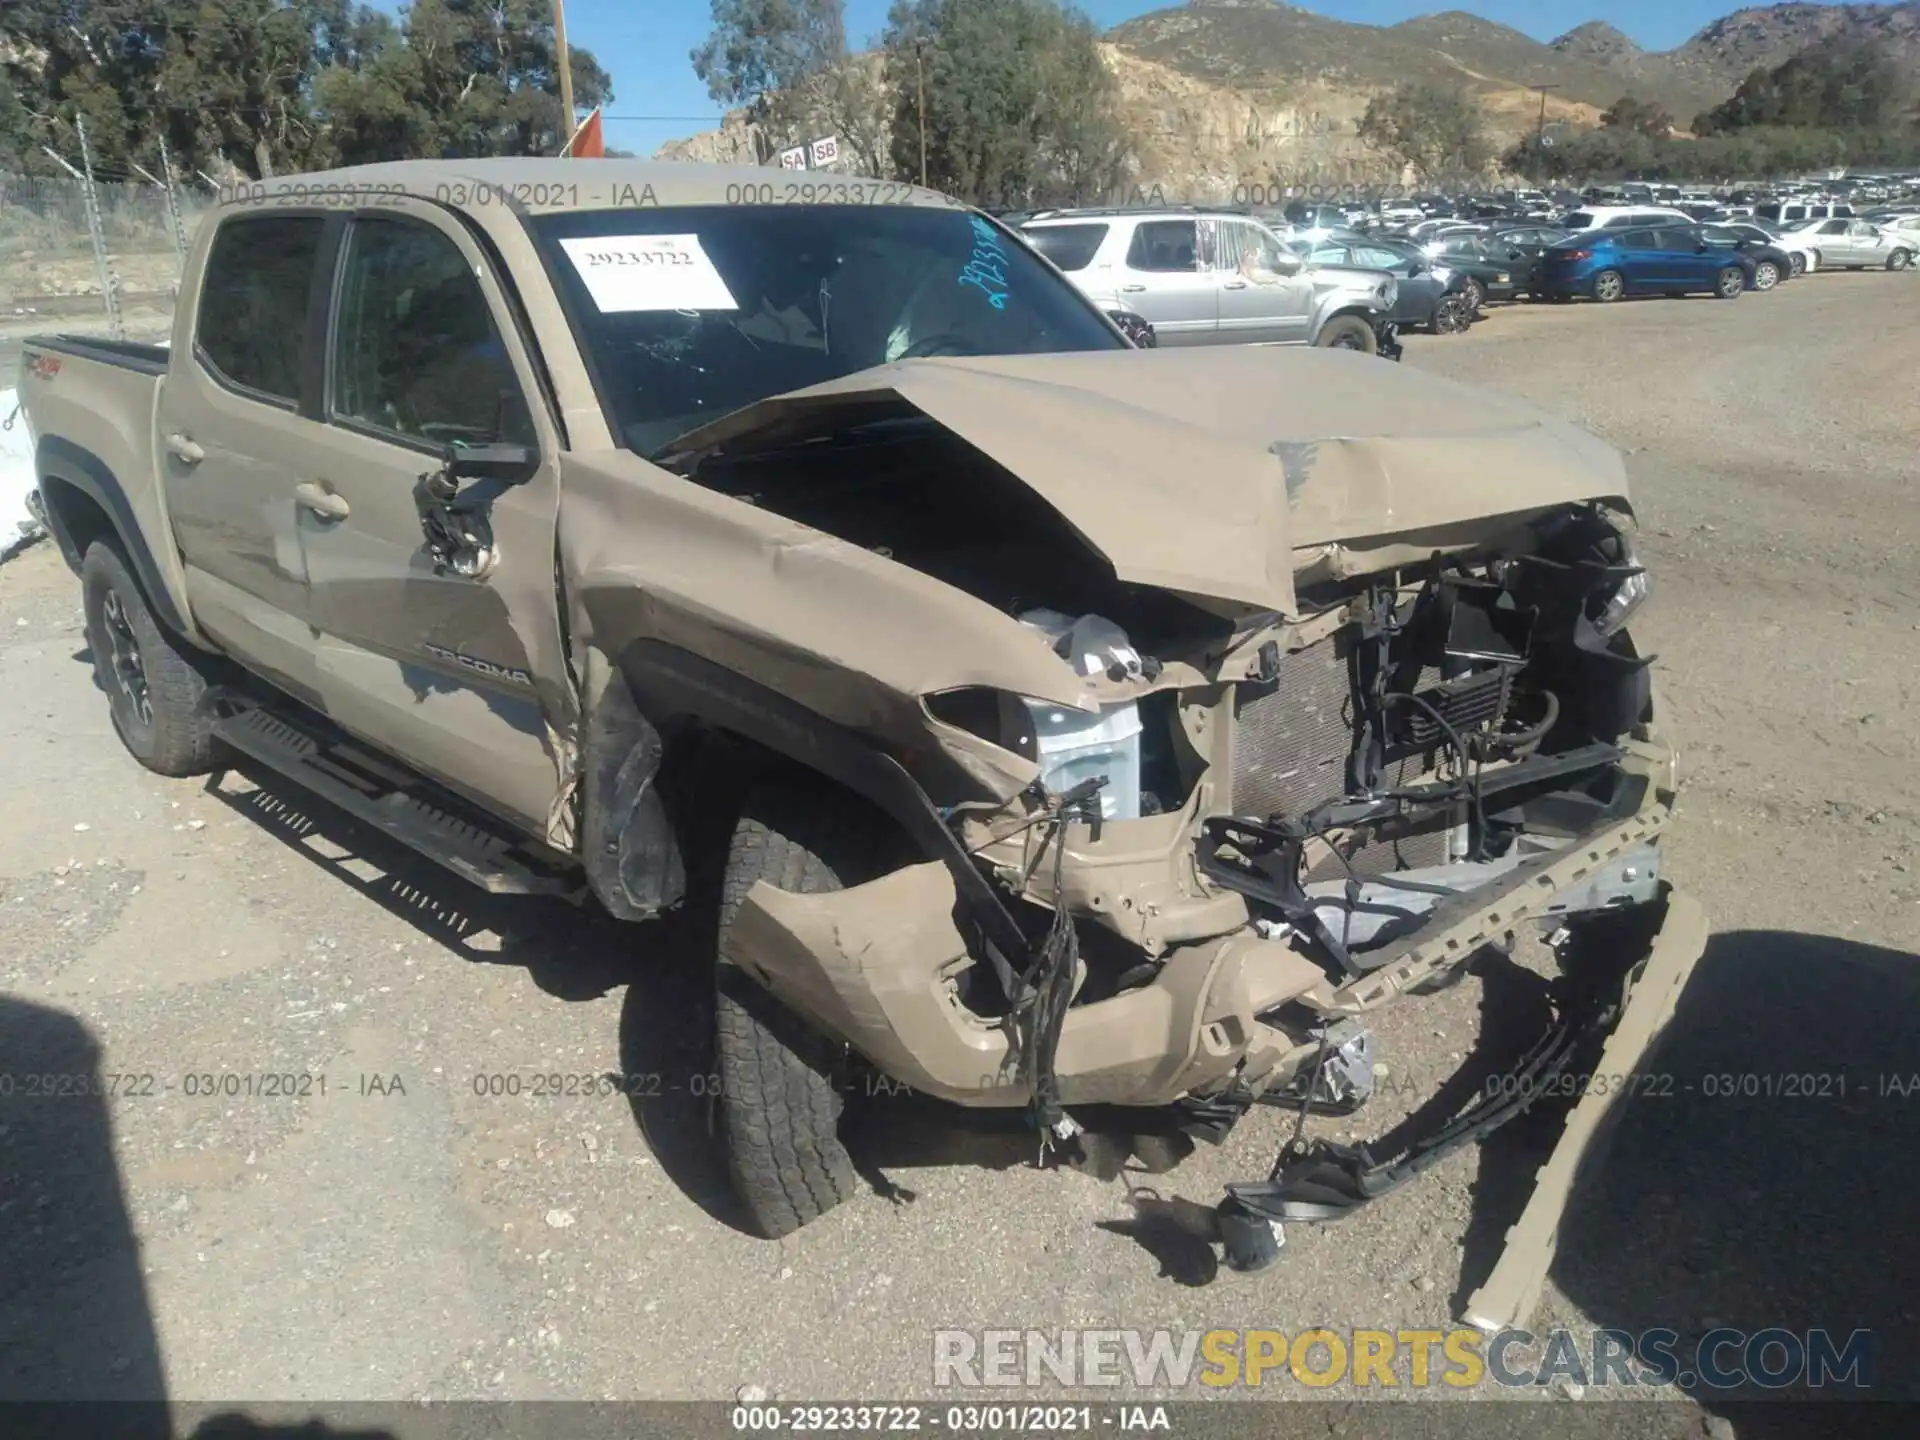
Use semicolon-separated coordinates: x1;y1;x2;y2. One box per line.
0;997;166;1413
1494;929;1920;1432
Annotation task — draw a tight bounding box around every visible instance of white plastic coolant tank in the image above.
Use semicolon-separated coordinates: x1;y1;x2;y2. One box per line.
1017;608;1146;821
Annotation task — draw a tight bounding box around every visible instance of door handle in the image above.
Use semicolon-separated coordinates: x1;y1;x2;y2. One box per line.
1223;280;1249;290
293;482;350;521
165;433;204;465
1118;283;1146;292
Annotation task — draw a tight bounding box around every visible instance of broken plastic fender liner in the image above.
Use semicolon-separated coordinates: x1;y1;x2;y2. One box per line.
1460;890;1710;1333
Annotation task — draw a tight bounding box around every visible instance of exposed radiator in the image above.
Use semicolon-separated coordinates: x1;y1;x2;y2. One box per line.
1230;634;1461;878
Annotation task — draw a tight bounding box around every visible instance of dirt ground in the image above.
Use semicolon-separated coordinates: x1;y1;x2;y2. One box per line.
0;271;1915;1428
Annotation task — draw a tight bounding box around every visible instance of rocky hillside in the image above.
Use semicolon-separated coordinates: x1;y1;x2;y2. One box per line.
1669;1;1920;81
1109;3;1731;124
654;1;1920;193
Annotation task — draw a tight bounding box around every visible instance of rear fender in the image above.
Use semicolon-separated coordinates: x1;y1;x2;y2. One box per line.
36;436;204;645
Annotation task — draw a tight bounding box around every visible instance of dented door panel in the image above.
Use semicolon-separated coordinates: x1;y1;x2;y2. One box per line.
301;204;576;834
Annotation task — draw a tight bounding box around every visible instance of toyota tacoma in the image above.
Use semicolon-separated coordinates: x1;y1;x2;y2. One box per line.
18;160;1707;1330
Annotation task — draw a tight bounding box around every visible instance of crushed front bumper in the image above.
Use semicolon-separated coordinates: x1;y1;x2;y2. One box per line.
1224;885;1709;1331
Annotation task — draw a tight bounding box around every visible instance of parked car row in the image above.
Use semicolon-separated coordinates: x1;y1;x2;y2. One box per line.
1010;196;1912;360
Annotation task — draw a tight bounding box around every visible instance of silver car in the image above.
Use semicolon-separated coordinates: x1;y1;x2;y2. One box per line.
1789;217;1914;270
1020;208;1399;355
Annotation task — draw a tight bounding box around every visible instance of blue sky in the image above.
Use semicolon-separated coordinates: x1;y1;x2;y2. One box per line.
572;0;1817;156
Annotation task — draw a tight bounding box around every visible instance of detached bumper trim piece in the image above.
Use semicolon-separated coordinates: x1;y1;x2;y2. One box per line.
1461;889;1710;1332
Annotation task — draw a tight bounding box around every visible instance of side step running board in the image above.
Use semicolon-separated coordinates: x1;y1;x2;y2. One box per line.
212;703;579;897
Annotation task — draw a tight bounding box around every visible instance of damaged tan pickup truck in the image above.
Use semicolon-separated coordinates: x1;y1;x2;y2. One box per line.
20;159;1708;1330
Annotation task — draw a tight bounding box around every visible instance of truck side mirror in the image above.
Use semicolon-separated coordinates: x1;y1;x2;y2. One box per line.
444;442;540;486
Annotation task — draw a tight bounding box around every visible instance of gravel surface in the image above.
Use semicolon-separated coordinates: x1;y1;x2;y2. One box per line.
0;271;1914;1427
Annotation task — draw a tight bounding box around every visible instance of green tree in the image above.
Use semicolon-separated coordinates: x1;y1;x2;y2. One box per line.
1695;40;1911;136
882;0;1130;206
0;0;611;177
1355;82;1492;186
1600;95;1674;138
692;0;851;164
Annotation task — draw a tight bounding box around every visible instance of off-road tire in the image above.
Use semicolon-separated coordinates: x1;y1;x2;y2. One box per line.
1591;270;1625;303
80;541;220;776
1313;315;1377;353
714;778;897;1238
1713;266;1745;299
1887;249;1912;271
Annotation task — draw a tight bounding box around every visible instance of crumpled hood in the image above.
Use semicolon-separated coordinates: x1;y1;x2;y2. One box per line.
662;345;1631;617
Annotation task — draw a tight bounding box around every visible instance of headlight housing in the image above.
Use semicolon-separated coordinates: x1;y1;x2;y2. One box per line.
1597;568;1652;636
1593;528;1653;637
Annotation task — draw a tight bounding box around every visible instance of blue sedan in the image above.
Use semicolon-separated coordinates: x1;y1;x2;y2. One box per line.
1536;225;1756;303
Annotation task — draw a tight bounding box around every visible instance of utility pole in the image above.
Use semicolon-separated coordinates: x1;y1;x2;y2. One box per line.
553;0;576;154
1531;84;1559;184
915;41;928;188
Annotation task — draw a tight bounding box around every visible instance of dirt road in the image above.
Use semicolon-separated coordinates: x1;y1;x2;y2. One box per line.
1;272;1914;1420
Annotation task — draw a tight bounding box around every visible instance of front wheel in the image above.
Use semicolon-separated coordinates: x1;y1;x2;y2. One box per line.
1714;266;1745;299
1591;270;1625;303
1458;276;1484;312
80;541;222;776
1751;260;1779;291
1789;252;1807;277
1313;315;1378;353
1888;249;1912;271
714;778;900;1238
1430;295;1472;334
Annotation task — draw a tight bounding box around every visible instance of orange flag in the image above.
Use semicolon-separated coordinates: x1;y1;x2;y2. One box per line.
564;107;604;158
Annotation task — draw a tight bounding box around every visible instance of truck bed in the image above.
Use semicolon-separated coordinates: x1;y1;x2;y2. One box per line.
18;331;196;638
28;334;171;375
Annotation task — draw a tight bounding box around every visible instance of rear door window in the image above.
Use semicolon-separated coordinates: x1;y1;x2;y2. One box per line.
195;215;327;405
1022;223;1108;272
1125;220;1200;273
1564;211;1596;229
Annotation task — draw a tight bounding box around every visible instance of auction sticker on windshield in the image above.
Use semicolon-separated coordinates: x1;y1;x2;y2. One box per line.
557;233;739;312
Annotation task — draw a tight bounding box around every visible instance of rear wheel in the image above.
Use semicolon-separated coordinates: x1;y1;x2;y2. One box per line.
714;777;899;1237
1714;266;1745;299
1591;270;1625;303
1888;249;1912;271
1313;315;1378;353
1751;260;1779;290
80;541;221;777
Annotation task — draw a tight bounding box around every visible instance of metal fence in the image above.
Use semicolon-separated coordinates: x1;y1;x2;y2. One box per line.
1;137;209;390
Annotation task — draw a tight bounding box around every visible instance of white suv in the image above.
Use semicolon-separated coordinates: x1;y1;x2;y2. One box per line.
1561;205;1697;232
1020;208;1400;355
